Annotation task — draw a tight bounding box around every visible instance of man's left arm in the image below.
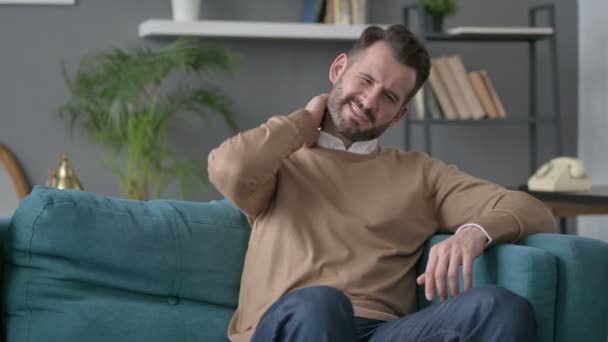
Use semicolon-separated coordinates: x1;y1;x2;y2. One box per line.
417;157;557;302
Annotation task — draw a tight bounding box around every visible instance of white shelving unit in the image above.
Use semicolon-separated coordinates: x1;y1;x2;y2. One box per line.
139;19;385;41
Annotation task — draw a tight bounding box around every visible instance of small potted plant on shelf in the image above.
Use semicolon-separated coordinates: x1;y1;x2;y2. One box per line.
422;0;457;32
59;37;238;200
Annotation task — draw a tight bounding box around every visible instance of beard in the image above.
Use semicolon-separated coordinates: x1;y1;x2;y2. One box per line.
327;79;392;142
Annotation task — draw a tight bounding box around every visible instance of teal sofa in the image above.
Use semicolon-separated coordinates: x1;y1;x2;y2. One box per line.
1;186;606;342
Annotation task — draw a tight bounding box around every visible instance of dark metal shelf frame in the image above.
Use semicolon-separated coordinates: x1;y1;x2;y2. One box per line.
402;3;563;175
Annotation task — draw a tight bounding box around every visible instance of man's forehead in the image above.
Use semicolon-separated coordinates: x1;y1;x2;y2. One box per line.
349;48;417;96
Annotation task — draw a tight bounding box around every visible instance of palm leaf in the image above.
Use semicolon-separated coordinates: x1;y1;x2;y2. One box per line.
58;37;238;199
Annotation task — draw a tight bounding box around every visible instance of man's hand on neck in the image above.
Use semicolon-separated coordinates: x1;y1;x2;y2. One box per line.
304;94;329;147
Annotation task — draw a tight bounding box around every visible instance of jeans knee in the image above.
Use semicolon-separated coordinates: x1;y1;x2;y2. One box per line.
253;286;357;342
280;286;353;319
473;286;534;315
467;286;536;335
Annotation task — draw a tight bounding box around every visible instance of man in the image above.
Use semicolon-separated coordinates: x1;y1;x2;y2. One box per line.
208;24;555;342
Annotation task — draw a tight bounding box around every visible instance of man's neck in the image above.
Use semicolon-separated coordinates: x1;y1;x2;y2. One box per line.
321;113;355;149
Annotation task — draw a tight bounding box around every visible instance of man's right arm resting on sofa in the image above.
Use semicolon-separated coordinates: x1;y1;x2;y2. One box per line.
208;109;318;218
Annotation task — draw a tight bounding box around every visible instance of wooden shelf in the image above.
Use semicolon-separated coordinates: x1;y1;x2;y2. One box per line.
407;117;556;125
139;20;387;41
427;26;554;42
426;32;553;42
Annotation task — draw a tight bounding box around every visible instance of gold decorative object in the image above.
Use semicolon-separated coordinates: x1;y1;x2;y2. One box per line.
47;153;83;190
46;170;58;187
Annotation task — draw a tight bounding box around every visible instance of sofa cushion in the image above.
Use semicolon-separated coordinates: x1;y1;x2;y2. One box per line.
2;186;251;342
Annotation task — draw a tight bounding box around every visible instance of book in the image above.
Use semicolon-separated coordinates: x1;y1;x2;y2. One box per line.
446;26;553;36
433;57;471;119
301;0;325;23
327;0;350;25
323;0;334;24
413;88;443;120
468;71;497;119
338;0;350;25
350;0;367;24
427;88;443;119
445;55;485;119
479;70;507;118
413;89;424;120
360;0;368;24
428;61;457;120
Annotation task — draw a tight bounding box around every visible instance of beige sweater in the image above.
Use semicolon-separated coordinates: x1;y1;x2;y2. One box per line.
208;109;556;342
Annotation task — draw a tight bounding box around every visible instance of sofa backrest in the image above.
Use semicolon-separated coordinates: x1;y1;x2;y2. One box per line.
2;186;251;342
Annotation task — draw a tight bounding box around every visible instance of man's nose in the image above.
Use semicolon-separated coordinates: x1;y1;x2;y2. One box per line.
361;87;381;112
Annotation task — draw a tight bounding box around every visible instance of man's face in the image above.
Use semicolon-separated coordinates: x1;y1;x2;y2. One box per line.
327;42;417;142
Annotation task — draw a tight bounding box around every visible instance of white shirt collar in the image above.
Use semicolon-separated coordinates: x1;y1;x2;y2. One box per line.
315;131;378;155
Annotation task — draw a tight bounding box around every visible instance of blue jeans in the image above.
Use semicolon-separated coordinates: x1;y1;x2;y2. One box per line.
251;285;536;342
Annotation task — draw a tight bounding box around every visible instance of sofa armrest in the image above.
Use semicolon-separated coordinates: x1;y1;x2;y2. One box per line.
0;217;8;262
0;218;9;342
520;234;608;342
417;234;557;342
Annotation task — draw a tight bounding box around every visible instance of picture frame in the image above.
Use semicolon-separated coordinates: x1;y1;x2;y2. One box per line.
0;144;31;200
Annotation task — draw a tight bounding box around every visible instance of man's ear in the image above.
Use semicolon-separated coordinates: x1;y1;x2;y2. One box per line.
390;106;408;126
329;53;348;84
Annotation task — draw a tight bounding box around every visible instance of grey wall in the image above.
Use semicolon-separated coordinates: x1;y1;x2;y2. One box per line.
0;0;577;202
578;0;608;241
0;168;19;217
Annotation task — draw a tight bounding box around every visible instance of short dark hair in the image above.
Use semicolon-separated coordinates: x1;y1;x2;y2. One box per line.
348;25;430;105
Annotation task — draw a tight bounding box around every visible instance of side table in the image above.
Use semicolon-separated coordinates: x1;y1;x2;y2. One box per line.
518;185;608;234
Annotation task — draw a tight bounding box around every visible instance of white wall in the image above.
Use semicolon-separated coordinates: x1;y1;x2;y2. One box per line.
577;0;608;241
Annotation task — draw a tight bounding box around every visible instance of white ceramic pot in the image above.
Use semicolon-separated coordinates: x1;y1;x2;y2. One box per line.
171;0;201;21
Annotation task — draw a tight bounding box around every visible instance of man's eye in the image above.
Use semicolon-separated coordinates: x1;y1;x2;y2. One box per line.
361;77;372;84
385;93;397;103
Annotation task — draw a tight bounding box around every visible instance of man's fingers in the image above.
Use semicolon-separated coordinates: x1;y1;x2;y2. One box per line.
434;253;449;302
462;254;473;291
424;242;479;302
424;252;438;301
304;93;329;128
448;252;461;298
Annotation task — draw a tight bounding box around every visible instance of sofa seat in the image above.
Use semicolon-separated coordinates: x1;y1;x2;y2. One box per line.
1;187;606;342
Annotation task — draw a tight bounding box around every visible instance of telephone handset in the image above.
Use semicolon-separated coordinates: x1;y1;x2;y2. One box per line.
527;157;591;192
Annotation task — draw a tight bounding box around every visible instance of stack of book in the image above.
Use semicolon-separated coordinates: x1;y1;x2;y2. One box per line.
414;54;507;120
301;0;367;25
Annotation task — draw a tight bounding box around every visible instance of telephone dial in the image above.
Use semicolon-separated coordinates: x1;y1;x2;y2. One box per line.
527;157;591;192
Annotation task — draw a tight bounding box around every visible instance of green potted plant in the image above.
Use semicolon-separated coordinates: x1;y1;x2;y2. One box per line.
422;0;457;32
59;38;238;200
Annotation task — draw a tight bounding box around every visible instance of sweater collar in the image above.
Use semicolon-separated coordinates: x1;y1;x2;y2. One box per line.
315;131;378;155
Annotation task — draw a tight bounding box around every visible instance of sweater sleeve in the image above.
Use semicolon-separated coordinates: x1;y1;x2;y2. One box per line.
208;109;318;219
426;157;557;246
